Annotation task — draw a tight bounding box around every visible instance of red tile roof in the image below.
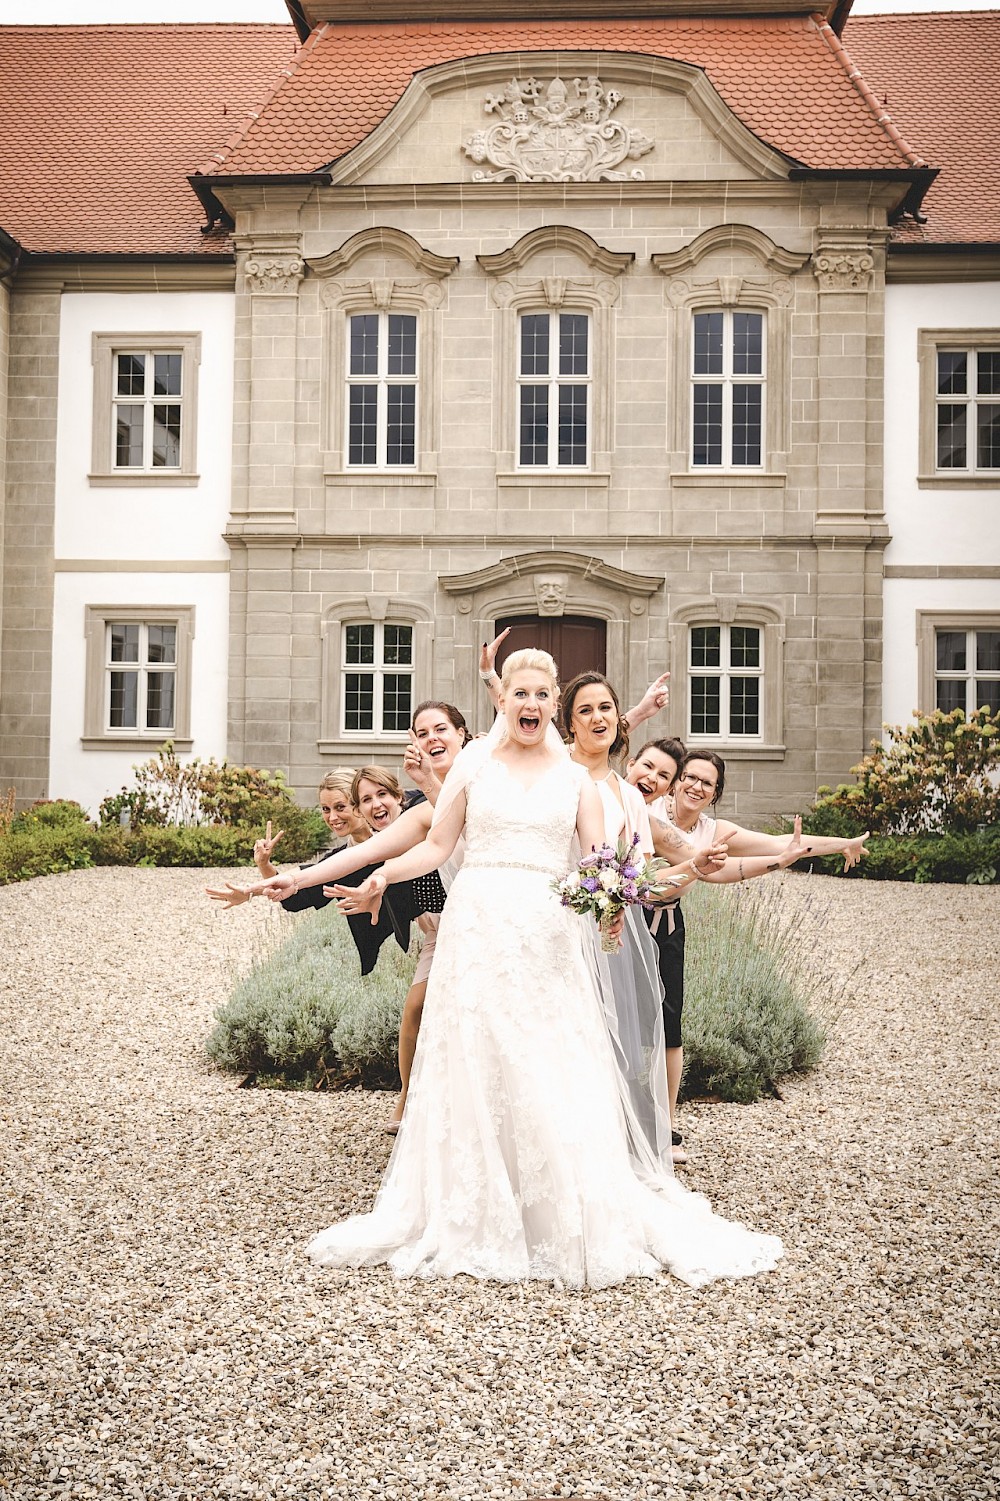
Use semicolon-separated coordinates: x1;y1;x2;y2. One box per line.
844;11;1000;245
0;24;298;256
204;16;917;178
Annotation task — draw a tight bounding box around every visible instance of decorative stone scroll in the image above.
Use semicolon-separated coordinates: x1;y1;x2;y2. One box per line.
244;255;305;295
811;243;875;292
462;75;654;183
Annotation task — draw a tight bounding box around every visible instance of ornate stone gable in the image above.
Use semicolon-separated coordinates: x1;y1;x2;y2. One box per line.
462;75;654;183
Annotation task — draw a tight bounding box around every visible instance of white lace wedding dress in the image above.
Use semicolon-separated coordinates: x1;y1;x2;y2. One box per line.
307;754;783;1288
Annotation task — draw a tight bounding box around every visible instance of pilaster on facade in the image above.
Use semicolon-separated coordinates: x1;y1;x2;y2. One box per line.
231;223;308;530
0;290;61;803
811;228;889;536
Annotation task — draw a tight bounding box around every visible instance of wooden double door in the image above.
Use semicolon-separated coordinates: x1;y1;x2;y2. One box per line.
494;615;606;684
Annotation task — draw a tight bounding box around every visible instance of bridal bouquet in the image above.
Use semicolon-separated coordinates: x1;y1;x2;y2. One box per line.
552;833;682;952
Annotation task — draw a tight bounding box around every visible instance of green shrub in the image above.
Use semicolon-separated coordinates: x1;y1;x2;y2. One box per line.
97;742;302;830
809;706;1000;836
206;906;414;1089
680;879;828;1103
0;810;327;885
10;798;92;833
207;875;826;1105
796;826;1000;885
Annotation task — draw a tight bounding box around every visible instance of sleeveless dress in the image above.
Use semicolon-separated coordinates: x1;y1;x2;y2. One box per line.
306;755;782;1288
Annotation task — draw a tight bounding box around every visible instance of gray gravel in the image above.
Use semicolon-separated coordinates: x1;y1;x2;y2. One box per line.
1;866;997;1501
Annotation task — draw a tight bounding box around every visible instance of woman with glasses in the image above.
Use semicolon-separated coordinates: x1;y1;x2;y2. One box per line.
636;748;868;1158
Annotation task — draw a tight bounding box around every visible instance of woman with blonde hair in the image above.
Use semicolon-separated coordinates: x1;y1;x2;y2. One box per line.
310;647;783;1289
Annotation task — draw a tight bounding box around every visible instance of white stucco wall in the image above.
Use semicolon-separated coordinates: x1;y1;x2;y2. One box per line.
55;291;234;562
49;571;230;816
49;290;235;809
882;281;1000;727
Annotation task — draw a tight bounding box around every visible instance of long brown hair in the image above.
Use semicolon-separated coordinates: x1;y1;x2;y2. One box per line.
410;701;473;746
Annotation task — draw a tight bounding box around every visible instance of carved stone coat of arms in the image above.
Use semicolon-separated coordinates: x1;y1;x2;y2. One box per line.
463;75;654;183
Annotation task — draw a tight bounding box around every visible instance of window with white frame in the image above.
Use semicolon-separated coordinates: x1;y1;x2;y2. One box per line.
518;311;590;467
692;310;765;468
90;332;200;485
346;312;418;467
113;352;183;469
689;624;763;738
934;627;1000;714
83;605;195;749
106;621;177;732
341;622;414;735
933;347;1000;472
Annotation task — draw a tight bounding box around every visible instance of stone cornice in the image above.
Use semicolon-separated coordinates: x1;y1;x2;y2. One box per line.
478;226;633;278
439;549;664;597
886;245;1000;284
13;258;235;293
297;1;840;22
652;224;808;279
309;227;459;280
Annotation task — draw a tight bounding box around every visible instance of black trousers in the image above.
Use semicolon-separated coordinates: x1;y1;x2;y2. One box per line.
644;903;685;1049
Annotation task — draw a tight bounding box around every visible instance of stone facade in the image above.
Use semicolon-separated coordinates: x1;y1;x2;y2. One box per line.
218;55;892;823
0;287;61;804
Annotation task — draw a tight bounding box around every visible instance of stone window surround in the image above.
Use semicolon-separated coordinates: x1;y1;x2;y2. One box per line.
653;225;806;487
318;594;434;754
478;227;633;487
89;331;201;487
309;228;458;486
915;609;1000;715
82;603;195;750
668;598;785;759
917;328;1000;489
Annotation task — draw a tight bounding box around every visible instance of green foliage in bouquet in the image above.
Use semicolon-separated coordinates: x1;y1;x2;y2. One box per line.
681;879;829;1104
806;706;1000;838
206;904;415;1089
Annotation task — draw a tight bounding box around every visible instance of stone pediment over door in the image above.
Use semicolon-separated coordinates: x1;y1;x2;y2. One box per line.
439;549;664;731
325;52;794;188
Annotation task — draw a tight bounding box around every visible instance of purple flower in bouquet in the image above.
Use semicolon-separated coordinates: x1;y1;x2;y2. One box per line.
551;832;678;952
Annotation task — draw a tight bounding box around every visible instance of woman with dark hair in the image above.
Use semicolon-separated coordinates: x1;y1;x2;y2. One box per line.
624;743;867;1158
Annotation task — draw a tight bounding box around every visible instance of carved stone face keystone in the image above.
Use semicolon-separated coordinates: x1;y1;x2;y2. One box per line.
534;575;569;616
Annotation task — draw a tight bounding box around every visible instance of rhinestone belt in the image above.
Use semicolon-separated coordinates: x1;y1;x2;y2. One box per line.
463;859;562;878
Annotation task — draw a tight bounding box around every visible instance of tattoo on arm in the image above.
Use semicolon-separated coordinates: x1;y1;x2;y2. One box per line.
651;816;686;850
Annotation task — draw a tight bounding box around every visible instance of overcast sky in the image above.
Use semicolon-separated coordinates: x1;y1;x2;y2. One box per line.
1;0;997;20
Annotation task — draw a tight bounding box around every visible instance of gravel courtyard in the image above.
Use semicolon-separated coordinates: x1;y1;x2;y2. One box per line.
1;867;997;1501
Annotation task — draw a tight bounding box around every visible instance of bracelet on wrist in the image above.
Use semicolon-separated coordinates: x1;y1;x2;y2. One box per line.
479;667;497;683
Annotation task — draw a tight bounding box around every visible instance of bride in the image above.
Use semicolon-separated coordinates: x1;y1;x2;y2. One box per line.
311;648;783;1289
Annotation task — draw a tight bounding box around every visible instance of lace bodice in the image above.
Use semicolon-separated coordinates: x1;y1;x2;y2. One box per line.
462;756;585;874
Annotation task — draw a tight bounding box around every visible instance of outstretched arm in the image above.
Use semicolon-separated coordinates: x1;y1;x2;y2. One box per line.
248;802;432;901
714;820;868;872
621;672;670;735
330;788;468;922
699;817;813;882
648;815;698;864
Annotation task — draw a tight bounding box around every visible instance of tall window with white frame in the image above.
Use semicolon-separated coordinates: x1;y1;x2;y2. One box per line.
518;311;590;467
692;310;765;468
342;623;414;736
114;351;183;470
934;628;1000;713
935;347;1000;472
689;624;762;738
106;621;176;733
346;312;417;467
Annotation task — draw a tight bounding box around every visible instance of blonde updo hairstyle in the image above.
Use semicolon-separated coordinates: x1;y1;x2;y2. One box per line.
499;647;560;699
